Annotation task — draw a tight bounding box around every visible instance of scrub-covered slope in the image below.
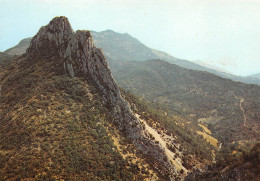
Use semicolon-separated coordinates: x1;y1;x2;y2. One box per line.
111;59;260;145
0;16;185;180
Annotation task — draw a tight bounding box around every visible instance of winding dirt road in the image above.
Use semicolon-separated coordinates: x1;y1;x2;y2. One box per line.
239;98;259;134
239;98;248;128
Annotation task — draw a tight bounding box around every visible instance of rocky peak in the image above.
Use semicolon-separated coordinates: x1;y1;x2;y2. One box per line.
27;16;120;105
27;16;73;56
26;16;177;179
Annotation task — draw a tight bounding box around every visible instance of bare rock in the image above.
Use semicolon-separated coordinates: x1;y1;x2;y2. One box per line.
27;16;177;179
27;16;73;57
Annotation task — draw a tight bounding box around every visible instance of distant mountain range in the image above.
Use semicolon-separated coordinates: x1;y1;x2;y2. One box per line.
4;30;260;85
1;16;218;180
249;73;260;79
195;60;233;74
4;38;31;56
1;18;259;180
84;30;260;86
91;30;176;62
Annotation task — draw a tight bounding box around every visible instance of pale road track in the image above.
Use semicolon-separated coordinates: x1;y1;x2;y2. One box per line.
239;98;248;128
135;114;188;174
239;98;259;134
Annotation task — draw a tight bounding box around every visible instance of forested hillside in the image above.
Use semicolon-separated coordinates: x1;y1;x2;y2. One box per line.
111;59;260;146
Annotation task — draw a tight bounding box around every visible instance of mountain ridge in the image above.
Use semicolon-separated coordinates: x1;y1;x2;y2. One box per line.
4;37;32;56
1;16;191;180
90;29;176;62
4;31;260;86
26;16;178;178
248;73;260;79
1;16;259;180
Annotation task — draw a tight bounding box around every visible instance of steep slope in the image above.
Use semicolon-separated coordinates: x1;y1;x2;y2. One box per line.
90;30;175;62
122;90;214;165
0;55;145;180
0;52;13;72
0;16;191;180
2;30;175;62
0;52;11;61
110;59;260;145
4;38;32;56
5;32;260;85
88;30;260;85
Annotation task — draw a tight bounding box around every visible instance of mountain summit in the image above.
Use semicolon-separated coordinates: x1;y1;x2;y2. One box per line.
1;16;259;181
0;16;181;179
28;16;176;176
27;17;73;57
5;28;260;85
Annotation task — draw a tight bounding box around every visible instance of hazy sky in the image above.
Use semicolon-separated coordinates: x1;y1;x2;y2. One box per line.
0;0;260;76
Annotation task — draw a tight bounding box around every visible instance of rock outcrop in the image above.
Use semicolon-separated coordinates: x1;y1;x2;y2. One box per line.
27;16;176;179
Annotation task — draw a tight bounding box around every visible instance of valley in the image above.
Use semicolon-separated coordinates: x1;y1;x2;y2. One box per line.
111;60;260;144
0;15;259;181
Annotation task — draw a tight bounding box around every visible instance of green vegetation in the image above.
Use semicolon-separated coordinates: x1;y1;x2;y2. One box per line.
121;89;214;162
1;46;259;180
0;52;14;71
111;59;260;145
0;53;147;180
188;143;260;180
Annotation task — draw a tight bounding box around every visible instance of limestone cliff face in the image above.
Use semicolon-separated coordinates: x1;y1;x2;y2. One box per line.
27;16;176;179
27;17;72;57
